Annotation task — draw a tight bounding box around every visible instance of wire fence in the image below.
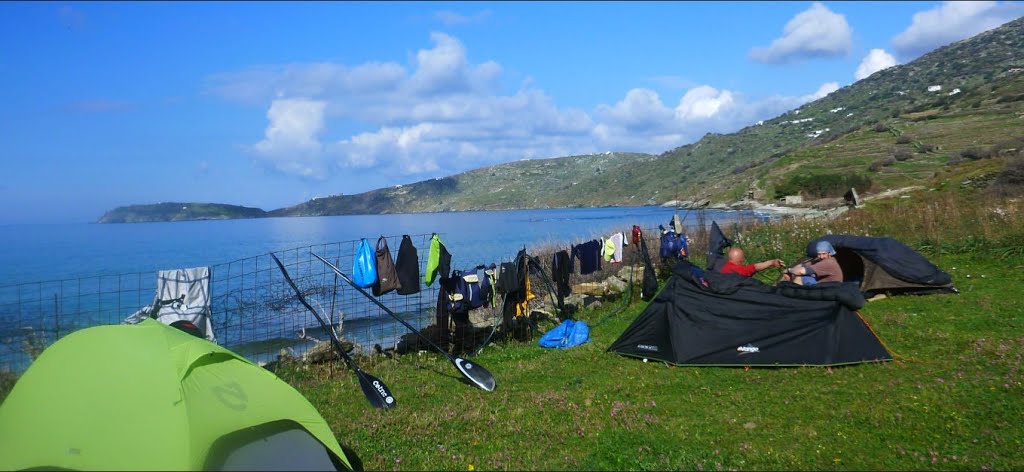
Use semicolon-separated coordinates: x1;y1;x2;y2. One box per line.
1;233;442;373
1;214;767;375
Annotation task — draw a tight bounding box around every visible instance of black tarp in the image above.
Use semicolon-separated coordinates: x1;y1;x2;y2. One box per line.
807;235;953;286
608;259;891;366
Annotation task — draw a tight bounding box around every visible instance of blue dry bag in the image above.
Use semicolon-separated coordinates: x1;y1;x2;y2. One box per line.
352;238;378;288
538;319;590;349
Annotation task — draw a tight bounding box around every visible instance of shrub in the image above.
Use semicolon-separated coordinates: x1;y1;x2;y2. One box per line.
869;156;897;172
896;135;913;144
773;173;872;199
995;93;1024;104
894;149;913;161
961;148;991;160
988;155;1024;197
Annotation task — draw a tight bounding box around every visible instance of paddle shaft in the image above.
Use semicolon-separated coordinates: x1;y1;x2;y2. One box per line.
270;254;365;372
312;252;455;362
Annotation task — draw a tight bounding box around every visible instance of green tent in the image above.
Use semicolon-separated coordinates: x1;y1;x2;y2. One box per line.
0;319;354;471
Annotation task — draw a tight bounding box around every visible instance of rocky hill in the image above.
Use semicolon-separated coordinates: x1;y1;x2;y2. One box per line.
100;16;1024;223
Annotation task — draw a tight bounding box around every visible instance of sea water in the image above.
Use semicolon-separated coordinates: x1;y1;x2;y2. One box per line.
0;206;761;368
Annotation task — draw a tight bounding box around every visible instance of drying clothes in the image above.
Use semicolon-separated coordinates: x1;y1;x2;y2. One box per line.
496;261;520;294
395;235;421;295
551;250;572;299
602;232;625;263
515;268;536;318
571;239;603;275
425;233;452;287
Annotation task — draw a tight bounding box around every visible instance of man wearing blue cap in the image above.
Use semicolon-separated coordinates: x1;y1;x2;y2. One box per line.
782;241;844;285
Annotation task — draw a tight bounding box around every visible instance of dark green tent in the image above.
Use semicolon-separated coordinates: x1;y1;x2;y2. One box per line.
0;319;355;470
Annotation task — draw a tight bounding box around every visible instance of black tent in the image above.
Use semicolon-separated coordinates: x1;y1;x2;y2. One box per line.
807;235;957;297
705;221;733;272
608;260;892;367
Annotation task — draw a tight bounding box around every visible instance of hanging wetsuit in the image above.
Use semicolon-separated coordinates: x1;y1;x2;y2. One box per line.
552;250;572;311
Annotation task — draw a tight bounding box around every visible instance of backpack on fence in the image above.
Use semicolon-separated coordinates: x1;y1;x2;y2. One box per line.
447;265;496;314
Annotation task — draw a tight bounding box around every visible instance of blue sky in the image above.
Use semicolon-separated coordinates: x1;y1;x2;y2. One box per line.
2;1;1022;224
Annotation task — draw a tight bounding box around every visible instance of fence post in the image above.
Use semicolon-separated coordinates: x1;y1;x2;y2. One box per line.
54;293;60;340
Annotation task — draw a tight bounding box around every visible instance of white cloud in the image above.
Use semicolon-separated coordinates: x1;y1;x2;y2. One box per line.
804;81;840;101
596;88;674;131
434;10;491;26
675;86;737;121
214;33;841;186
592;82;838;151
892;1;1024;58
749;2;852;64
855;49;899;80
252;99;328;179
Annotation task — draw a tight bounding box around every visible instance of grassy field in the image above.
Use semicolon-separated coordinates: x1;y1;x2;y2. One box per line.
271;191;1024;471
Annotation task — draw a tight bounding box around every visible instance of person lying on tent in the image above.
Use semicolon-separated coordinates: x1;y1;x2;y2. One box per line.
782;240;844;285
719;247;785;277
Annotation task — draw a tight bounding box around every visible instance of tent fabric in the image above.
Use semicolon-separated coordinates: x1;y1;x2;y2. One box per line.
705;221;733;272
806;235;952;286
0;319;351;471
608;260;891;367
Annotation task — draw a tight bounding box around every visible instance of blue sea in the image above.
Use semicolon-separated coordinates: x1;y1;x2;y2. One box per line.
0;206;761;370
1;206;758;286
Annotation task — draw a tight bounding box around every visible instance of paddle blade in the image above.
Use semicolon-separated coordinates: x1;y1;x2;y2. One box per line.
453;357;497;392
356;370;397;410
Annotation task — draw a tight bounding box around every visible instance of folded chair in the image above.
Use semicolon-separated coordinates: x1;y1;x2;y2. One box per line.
123;267;216;343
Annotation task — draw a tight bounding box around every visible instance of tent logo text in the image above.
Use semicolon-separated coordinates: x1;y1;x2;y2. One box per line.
737;344;760;355
637;344;659;352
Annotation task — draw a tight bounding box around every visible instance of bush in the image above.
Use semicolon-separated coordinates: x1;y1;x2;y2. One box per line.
995;93;1024;104
894;149;913;161
869;156;897;172
961;148;992;160
773;173;872;199
873;123;889;132
989;156;1024;197
896;135;913;144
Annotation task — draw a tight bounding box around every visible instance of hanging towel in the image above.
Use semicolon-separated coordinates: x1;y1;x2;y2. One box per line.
603;233;625;263
425;233;452;287
394;235;421;295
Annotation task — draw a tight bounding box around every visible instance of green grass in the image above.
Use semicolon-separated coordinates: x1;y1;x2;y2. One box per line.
8;188;1023;471
275;247;1023;470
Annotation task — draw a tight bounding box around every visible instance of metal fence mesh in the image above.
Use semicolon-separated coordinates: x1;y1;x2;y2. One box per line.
1;221;726;374
1;233;441;373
